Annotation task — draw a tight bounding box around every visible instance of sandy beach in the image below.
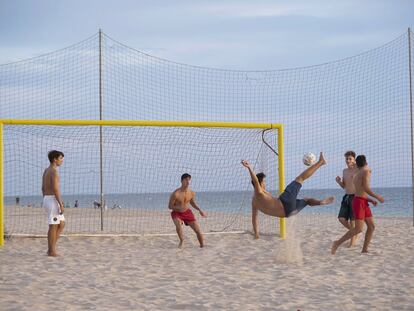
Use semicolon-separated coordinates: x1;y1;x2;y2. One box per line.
1;214;413;311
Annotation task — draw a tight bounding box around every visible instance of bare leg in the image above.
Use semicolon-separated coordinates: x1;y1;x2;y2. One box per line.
52;221;65;255
173;218;185;248
305;196;334;206
331;219;364;255
338;217;351;230
362;217;375;253
56;221;65;241
295;152;327;184
349;220;358;247
47;225;53;255
337;217;356;247
47;225;58;256
188;221;204;248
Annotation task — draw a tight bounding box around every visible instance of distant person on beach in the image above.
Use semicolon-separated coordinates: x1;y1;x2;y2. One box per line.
74;200;79;208
241;152;334;239
42;150;65;257
168;173;206;248
335;151;358;247
331;155;384;255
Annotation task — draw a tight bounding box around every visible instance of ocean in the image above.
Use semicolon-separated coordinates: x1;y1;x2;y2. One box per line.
5;187;413;217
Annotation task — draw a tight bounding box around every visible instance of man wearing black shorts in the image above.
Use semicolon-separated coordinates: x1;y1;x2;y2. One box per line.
241;152;334;239
335;151;358;247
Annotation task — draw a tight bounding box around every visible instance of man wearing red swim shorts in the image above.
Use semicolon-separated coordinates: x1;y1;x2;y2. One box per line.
168;173;206;248
331;155;384;255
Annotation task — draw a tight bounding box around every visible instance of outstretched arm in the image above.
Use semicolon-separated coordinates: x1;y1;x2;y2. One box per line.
366;197;378;206
241;160;262;194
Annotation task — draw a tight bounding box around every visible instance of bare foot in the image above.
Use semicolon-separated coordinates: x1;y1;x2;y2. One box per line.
178;241;184;249
318;152;327;165
200;243;204;248
320;196;335;205
47;252;59;257
361;249;369;253
331;241;339;255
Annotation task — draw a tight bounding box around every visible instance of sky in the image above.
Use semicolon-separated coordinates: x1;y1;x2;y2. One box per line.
0;0;413;69
1;1;414;194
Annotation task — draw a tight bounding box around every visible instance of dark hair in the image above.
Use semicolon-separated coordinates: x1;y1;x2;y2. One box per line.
344;150;356;158
48;150;64;163
252;172;266;186
181;173;191;181
355;155;367;168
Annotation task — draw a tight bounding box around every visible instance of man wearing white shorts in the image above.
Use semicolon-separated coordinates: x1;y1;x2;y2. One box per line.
42;150;65;256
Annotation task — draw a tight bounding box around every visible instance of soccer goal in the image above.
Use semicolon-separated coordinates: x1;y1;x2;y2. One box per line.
0;119;285;246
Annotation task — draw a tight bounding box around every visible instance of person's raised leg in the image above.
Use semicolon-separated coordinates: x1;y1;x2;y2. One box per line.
188;221;204;248
362;217;375;253
173;218;185;248
331;219;364;255
295;152;327;184
304;197;335;206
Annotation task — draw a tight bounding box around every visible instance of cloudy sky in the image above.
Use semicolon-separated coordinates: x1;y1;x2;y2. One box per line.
1;1;413;194
0;0;413;69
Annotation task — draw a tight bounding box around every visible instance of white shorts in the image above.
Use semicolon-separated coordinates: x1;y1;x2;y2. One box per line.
43;195;65;225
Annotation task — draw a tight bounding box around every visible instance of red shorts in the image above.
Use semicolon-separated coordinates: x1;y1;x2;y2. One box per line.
352;196;372;220
171;209;196;225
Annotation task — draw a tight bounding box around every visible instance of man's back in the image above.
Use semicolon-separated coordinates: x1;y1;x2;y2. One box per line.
253;190;284;217
42;167;57;196
353;167;370;197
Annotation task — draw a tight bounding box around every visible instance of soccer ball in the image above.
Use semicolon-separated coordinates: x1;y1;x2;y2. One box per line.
303;152;317;166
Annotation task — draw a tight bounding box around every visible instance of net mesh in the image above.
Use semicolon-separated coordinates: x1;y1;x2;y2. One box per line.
1;30;413;236
4;125;280;235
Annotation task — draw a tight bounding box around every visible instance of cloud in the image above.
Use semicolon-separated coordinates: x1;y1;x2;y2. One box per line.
189;1;360;19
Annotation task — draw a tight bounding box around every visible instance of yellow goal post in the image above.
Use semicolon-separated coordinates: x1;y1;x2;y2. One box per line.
0;119;285;246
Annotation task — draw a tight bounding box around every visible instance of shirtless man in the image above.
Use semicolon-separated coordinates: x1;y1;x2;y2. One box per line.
42;150;65;257
242;152;334;239
331;155;384;255
335;151;358;247
168;173;206;248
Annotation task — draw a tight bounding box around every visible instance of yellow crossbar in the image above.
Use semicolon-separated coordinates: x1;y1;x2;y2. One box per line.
0;119;285;246
0;119;281;129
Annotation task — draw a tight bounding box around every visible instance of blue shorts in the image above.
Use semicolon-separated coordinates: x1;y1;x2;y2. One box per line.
279;181;308;218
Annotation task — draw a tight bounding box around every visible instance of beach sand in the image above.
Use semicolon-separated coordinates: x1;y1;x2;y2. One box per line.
1;215;413;310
